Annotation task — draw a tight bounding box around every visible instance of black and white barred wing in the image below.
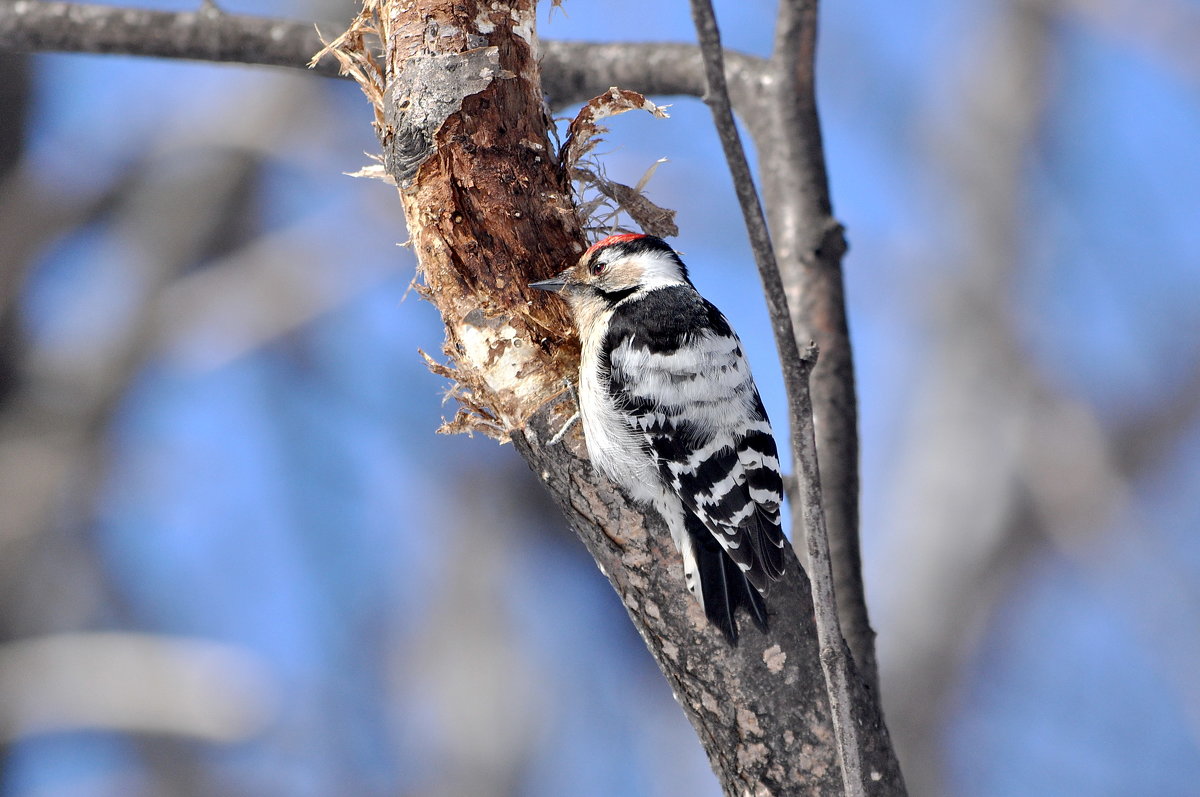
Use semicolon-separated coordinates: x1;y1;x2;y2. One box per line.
605;298;787;592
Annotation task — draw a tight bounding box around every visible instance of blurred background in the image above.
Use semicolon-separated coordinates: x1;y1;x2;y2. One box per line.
1;0;1198;794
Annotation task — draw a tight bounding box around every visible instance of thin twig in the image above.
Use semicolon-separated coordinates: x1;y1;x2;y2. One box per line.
686;0;867;794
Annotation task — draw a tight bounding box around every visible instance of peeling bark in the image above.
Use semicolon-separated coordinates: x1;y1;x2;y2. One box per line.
373;0;580;437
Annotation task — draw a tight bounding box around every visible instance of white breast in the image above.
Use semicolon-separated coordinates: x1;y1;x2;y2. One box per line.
578;321;661;504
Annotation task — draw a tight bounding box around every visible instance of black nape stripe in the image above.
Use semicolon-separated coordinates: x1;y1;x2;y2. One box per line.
595;286;639;306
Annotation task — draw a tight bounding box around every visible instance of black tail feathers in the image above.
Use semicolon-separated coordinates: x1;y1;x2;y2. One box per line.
690;520;770;645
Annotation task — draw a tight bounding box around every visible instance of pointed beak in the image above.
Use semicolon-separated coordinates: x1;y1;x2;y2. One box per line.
530;270;571;293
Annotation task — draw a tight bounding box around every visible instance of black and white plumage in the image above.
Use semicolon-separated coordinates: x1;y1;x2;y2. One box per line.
531;234;786;644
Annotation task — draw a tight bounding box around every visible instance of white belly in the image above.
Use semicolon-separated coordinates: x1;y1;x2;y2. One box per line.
579;336;660;503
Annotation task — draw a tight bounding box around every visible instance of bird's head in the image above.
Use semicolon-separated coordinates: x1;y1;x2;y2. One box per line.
530;234;690;307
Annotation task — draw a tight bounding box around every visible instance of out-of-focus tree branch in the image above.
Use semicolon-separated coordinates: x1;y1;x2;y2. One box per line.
153;224;399;373
0;633;273;741
874;0;1200;767
1057;0;1200;86
876;2;1056;793
0;145;261;629
0;0;346;77
406;465;544;797
0;52;32;403
0;82;331;757
1111;368;1200;475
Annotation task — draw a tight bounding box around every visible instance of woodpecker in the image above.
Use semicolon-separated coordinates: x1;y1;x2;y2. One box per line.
531;233;786;644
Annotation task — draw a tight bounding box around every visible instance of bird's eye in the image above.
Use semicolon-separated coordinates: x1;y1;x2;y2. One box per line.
590;259;605;276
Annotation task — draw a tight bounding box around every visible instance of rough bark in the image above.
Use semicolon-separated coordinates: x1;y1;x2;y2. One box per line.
517;413;847;794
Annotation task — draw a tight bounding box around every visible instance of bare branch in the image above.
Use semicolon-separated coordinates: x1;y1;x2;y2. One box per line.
0;0;345;78
771;0;834;221
0;1;773;117
767;0;876;692
539;39;768;118
687;1;901;793
0;0;771;153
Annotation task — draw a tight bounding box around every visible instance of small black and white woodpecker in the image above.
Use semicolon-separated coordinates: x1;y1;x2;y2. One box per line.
531;233;787;644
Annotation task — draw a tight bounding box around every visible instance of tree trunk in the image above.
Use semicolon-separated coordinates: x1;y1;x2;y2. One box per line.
331;0;903;792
